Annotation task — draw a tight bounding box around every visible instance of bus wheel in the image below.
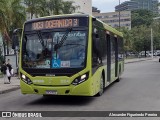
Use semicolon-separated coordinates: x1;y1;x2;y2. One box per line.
97;75;104;96
43;95;50;98
116;77;120;82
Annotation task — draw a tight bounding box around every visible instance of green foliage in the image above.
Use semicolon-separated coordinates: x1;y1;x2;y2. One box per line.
151;19;160;50
0;0;26;54
119;9;160;55
0;0;26;40
24;0;79;18
131;9;155;28
119;27;132;51
119;25;152;54
131;25;151;53
24;0;43;19
62;1;80;14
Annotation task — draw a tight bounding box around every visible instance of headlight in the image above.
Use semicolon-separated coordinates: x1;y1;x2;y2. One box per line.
22;74;26;79
21;73;33;85
72;72;89;85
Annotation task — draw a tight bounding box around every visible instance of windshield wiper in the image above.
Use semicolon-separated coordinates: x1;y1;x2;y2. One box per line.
54;28;72;51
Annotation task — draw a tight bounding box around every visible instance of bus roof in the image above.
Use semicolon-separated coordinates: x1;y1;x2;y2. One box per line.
25;13;89;24
91;16;123;37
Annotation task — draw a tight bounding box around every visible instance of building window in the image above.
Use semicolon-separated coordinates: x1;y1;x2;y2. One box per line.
96;16;102;19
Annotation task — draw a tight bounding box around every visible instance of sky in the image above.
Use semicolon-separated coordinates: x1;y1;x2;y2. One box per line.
92;0;160;13
92;0;130;13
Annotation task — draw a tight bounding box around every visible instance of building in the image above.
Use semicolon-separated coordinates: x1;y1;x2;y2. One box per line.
132;0;159;14
93;11;131;29
115;1;138;11
92;7;101;13
64;0;92;15
115;0;159;14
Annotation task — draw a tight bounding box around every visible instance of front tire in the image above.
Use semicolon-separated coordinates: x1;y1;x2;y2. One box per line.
43;95;51;98
116;77;120;82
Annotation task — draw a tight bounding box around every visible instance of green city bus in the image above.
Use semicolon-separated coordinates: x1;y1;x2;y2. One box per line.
13;14;124;96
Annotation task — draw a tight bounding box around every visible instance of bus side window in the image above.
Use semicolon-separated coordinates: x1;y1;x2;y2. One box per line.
92;32;102;66
118;37;124;60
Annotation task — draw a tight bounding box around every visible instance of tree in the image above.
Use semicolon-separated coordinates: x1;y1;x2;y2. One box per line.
151;19;160;50
119;27;133;57
131;9;155;28
24;0;80;18
39;0;63;15
119;27;132;51
0;0;26;55
62;1;79;14
130;9;160;57
42;0;79;16
131;25;151;56
24;0;43;19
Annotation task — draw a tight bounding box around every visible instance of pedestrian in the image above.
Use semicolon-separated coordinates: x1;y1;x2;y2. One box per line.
6;59;13;83
1;61;7;84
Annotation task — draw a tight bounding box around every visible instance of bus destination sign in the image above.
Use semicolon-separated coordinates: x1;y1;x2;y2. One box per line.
32;19;79;30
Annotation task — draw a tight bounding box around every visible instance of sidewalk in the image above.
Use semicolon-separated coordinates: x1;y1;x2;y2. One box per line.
0;76;20;94
125;57;153;64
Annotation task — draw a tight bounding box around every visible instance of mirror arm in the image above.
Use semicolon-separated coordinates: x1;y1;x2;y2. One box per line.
13;28;22;34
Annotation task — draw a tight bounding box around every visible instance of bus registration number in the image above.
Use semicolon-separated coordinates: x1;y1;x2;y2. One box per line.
46;90;57;95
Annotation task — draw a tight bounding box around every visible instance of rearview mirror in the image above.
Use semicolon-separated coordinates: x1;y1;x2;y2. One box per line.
12;28;22;50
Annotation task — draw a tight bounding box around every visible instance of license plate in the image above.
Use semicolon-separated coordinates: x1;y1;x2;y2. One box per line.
46;90;57;95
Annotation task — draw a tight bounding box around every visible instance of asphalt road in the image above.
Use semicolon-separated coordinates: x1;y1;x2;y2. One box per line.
0;58;160;120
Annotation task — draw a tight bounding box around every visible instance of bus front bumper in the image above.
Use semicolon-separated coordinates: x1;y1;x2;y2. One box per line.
20;80;94;96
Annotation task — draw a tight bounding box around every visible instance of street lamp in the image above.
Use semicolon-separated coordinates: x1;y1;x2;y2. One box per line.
119;0;121;28
151;28;153;59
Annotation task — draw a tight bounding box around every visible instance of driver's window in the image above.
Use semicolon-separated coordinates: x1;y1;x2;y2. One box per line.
92;27;99;66
26;34;42;61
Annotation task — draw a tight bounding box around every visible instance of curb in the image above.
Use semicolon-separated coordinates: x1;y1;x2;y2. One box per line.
0;86;20;94
125;59;152;64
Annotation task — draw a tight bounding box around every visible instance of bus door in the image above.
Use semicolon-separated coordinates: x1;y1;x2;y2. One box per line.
115;36;118;77
106;33;111;82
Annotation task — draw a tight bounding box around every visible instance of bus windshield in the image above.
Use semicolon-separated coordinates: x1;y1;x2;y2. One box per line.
22;30;87;69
